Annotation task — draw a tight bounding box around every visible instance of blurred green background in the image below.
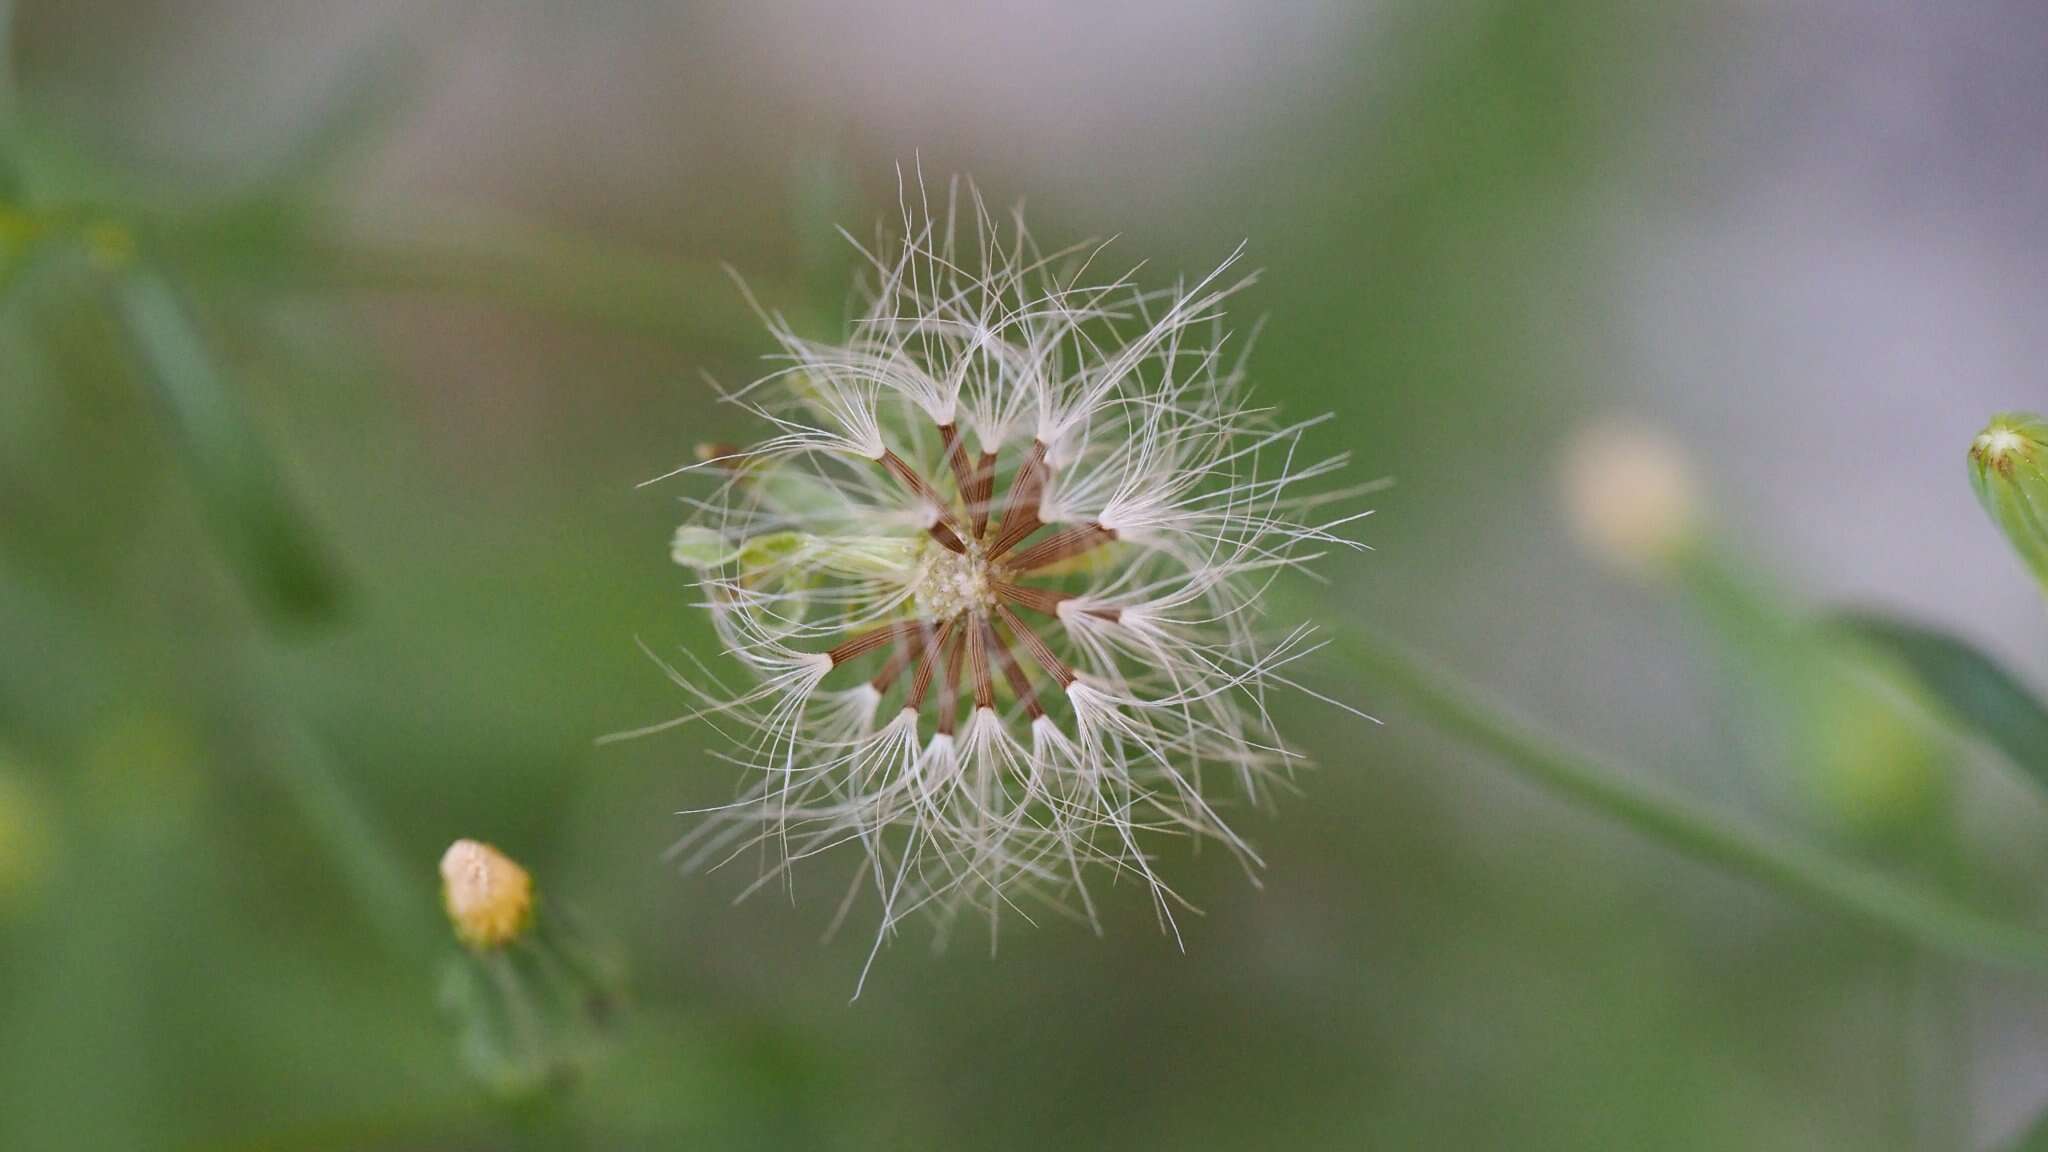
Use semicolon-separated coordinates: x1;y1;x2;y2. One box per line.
7;2;2048;1149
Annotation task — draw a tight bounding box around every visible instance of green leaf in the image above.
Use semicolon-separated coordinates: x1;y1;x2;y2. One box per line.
438;908;622;1101
2007;1103;2048;1152
111;268;346;626
1673;553;1950;833
2007;1082;2048;1147
1832;611;2048;799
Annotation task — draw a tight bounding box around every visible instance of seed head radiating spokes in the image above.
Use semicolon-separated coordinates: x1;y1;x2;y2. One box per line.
633;172;1374;994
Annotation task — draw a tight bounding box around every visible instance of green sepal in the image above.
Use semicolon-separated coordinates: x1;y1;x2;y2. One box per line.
1969;412;2048;590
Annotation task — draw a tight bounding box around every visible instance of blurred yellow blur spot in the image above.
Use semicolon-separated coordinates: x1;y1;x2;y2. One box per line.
80;710;207;843
0;764;56;917
441;838;535;949
0;206;137;272
81;220;137;270
0;204;44;266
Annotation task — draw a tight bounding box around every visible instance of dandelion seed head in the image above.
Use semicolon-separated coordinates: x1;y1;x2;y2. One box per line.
638;172;1367;982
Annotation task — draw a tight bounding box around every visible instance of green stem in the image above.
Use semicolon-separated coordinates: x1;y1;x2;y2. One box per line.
260;684;437;965
112;268;345;624
109;268;428;963
1330;621;2048;970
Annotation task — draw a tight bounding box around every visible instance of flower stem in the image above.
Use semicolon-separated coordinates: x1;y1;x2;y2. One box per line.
1326;619;2048;970
113;269;346;624
263;695;436;964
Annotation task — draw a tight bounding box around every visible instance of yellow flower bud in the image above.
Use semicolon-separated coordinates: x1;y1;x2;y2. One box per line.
440;839;534;949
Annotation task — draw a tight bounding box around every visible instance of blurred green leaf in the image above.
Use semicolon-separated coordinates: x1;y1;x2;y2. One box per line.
2009;1103;2048;1152
439;906;623;1102
1832;611;2048;799
140;191;325;295
2;114;141;207
111;267;345;625
1676;551;1951;835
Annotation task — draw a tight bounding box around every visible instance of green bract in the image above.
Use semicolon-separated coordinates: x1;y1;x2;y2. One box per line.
671;527;921;581
1969;412;2048;589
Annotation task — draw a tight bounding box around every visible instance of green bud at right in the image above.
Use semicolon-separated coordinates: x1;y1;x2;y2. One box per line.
1969;413;2048;588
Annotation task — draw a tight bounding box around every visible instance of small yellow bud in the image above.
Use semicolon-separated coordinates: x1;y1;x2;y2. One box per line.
1561;421;1700;573
440;839;534;949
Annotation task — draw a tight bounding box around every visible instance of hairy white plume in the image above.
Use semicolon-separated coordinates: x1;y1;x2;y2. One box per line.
639;172;1369;994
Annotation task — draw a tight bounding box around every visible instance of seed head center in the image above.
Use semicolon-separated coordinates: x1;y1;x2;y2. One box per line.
915;544;999;620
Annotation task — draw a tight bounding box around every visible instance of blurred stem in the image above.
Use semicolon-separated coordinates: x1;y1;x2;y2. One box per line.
270;707;436;964
248;644;437;965
115;266;424;961
112;268;345;624
1327;619;2048;971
